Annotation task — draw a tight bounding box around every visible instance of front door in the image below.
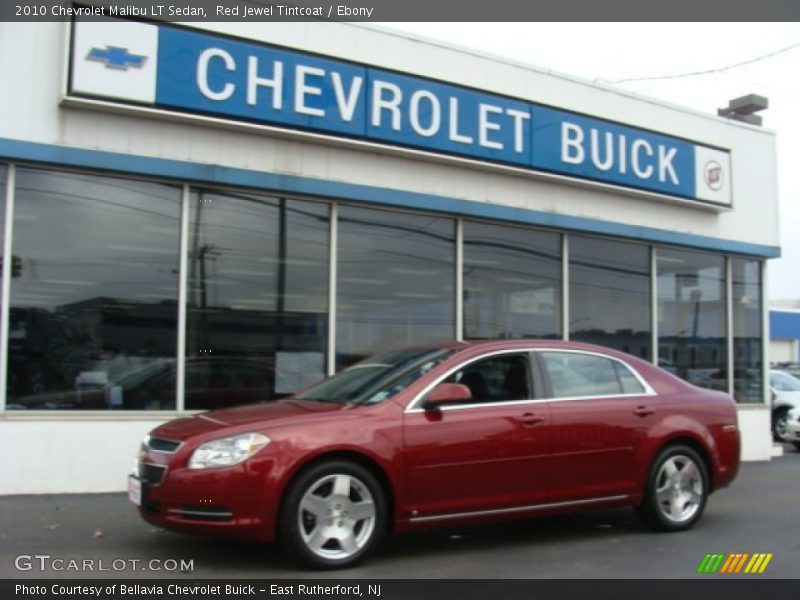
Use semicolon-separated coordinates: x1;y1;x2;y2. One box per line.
403;352;551;518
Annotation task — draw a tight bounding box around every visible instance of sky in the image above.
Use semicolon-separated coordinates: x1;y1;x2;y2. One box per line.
374;23;800;302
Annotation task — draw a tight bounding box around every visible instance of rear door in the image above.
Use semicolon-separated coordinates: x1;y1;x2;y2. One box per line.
537;350;655;502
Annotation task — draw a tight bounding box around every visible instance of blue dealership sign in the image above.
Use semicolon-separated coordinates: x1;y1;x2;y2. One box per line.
69;19;732;207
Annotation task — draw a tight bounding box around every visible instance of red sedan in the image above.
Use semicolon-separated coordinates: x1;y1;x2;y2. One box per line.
130;340;740;568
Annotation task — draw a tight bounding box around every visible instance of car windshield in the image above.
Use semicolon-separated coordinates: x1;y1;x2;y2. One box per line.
296;348;455;406
771;371;800;392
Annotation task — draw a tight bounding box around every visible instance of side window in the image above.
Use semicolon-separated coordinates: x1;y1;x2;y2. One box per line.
614;361;646;394
445;354;531;403
540;352;643;398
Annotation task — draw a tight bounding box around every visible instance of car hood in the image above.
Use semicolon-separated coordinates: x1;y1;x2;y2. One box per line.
153;399;351;440
773;390;800;406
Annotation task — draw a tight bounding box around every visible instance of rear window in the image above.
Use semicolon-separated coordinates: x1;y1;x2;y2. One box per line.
540;352;645;398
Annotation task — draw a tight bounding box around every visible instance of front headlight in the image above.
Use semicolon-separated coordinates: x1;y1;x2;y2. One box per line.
188;432;271;470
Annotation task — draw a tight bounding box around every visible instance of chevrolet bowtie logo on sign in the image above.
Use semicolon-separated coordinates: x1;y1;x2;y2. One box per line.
86;46;147;70
68;18;732;209
697;552;774;574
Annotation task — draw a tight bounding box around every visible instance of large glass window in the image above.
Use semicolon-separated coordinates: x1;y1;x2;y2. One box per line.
6;169;181;410
732;258;763;403
336;206;455;369
569;236;651;360
657;248;727;392
186;191;329;409
463;221;561;340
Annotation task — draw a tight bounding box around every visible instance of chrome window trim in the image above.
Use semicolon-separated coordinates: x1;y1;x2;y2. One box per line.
409;494;630;523
405;347;656;413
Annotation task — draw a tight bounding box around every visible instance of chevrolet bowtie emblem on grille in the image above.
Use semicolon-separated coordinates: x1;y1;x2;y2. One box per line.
86;46;147;70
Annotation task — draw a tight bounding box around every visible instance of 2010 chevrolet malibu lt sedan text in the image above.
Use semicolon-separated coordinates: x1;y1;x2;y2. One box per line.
130;341;740;568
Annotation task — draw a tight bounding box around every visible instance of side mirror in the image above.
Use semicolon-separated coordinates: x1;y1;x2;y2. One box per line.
423;382;472;410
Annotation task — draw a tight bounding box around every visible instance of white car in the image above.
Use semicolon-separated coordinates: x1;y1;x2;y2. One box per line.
770;370;800;442
784;407;800;451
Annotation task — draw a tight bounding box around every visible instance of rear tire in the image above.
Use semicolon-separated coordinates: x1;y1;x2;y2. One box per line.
637;445;708;532
772;408;790;442
278;460;386;569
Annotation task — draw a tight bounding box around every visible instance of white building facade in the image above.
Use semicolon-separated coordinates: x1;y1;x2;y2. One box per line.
0;17;780;494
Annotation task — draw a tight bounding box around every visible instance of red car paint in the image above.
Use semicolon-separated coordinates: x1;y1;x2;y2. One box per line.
133;340;740;548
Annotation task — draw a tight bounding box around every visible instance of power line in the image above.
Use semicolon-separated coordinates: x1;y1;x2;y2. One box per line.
599;42;800;85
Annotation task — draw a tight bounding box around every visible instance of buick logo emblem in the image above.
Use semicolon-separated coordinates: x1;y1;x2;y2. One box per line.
704;161;724;191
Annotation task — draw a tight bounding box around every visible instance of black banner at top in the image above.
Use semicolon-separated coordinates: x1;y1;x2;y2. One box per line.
3;0;800;22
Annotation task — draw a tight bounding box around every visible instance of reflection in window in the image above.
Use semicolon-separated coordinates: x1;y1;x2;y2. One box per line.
732;258;763;403
186;191;329;409
569;236;651;360
657;249;727;392
336;206;455;369
6;169;181;410
297;347;454;406
540;351;645;398
463;221;561;340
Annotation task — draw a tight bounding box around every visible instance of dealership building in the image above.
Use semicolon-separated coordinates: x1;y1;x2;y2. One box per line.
770;306;800;364
0;16;781;494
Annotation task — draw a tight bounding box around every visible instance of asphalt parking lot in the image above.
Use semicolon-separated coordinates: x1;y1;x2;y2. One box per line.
1;444;798;580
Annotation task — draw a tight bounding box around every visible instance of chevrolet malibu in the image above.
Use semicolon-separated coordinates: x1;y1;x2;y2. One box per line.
130;341;740;568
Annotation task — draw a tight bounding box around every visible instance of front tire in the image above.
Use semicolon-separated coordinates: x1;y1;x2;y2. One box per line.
638;445;708;532
279;460;386;569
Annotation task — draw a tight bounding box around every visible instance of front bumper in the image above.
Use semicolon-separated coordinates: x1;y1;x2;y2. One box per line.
132;456;281;542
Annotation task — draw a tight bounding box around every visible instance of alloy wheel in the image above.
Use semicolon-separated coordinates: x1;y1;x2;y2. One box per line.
654;454;704;524
296;473;377;561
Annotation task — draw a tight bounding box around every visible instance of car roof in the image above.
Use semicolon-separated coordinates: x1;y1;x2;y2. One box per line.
407;339;644;358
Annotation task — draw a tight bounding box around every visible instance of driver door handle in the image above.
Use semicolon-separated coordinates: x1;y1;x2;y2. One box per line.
633;405;656;417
